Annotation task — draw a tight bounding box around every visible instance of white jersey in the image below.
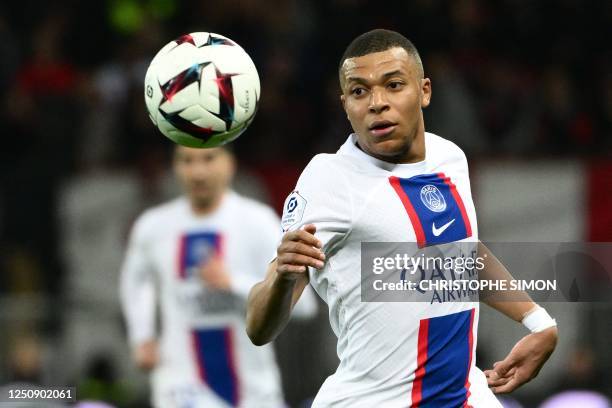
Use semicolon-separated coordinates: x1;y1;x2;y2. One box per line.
281;133;501;407
121;191;300;408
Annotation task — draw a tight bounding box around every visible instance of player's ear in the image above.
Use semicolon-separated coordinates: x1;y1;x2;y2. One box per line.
340;94;351;121
221;147;237;181
421;78;431;108
228;150;237;177
172;146;182;169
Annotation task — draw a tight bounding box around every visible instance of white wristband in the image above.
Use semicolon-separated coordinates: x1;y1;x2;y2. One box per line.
521;306;557;333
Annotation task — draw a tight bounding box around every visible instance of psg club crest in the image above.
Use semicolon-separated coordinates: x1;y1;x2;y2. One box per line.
177;232;222;279
420;185;447;212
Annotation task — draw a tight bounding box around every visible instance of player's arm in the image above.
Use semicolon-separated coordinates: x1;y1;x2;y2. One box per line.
119;218;159;371
478;241;558;393
246;224;324;346
478;241;537;319
120;265;159;371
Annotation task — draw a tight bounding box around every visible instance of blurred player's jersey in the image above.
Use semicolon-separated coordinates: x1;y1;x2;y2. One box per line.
121;192;286;408
281;133;501;407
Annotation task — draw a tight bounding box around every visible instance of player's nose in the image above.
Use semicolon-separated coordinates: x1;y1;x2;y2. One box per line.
190;161;211;178
368;87;389;114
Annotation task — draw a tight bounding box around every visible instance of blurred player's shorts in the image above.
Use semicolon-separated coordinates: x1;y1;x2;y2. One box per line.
74;402;116;408
539;390;611;408
498;396;525;408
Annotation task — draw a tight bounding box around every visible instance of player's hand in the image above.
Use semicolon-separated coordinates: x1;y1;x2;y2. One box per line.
484;326;558;393
134;340;159;371
276;224;325;281
200;255;232;291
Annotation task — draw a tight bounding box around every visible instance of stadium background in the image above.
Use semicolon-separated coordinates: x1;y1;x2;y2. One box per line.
0;0;610;406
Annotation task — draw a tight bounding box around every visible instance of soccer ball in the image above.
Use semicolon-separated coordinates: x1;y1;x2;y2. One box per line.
144;32;260;148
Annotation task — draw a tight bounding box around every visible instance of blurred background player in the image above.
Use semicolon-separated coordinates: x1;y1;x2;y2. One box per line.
246;29;557;407
120;145;316;407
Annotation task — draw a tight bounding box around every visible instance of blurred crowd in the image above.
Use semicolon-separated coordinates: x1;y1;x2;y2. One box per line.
0;0;610;406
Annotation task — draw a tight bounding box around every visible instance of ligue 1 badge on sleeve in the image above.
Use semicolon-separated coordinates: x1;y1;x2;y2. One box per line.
281;191;306;231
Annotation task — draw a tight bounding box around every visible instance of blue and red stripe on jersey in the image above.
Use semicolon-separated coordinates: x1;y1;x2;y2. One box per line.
389;173;472;247
176;231;223;279
411;308;476;408
192;327;240;406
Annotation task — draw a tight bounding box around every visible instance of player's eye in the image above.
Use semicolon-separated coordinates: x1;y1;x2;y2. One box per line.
388;81;404;90
351;87;366;96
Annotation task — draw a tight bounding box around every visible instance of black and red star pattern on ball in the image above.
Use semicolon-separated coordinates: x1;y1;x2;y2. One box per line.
210;67;239;131
159;62;211;104
159;109;219;141
174;34;196;46
171;33;235;50
201;34;236;47
158;62;240;142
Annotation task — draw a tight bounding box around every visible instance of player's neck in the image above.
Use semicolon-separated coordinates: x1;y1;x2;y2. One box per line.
399;130;425;163
389;119;426;163
357;129;426;164
189;193;225;216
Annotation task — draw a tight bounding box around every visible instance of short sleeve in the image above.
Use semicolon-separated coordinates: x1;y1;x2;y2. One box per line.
280;155;352;255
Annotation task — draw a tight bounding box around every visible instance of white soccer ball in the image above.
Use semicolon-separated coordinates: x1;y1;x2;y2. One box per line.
144;32;260;148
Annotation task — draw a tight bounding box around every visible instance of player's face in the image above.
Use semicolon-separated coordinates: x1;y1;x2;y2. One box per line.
173;146;235;210
340;47;431;163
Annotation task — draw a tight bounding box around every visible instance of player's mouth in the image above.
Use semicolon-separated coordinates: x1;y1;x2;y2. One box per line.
368;120;397;137
190;182;210;193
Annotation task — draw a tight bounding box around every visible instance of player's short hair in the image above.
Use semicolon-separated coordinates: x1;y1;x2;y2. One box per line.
173;144;233;154
338;29;424;86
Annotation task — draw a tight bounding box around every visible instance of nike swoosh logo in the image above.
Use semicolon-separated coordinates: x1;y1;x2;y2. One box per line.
432;219;455;237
